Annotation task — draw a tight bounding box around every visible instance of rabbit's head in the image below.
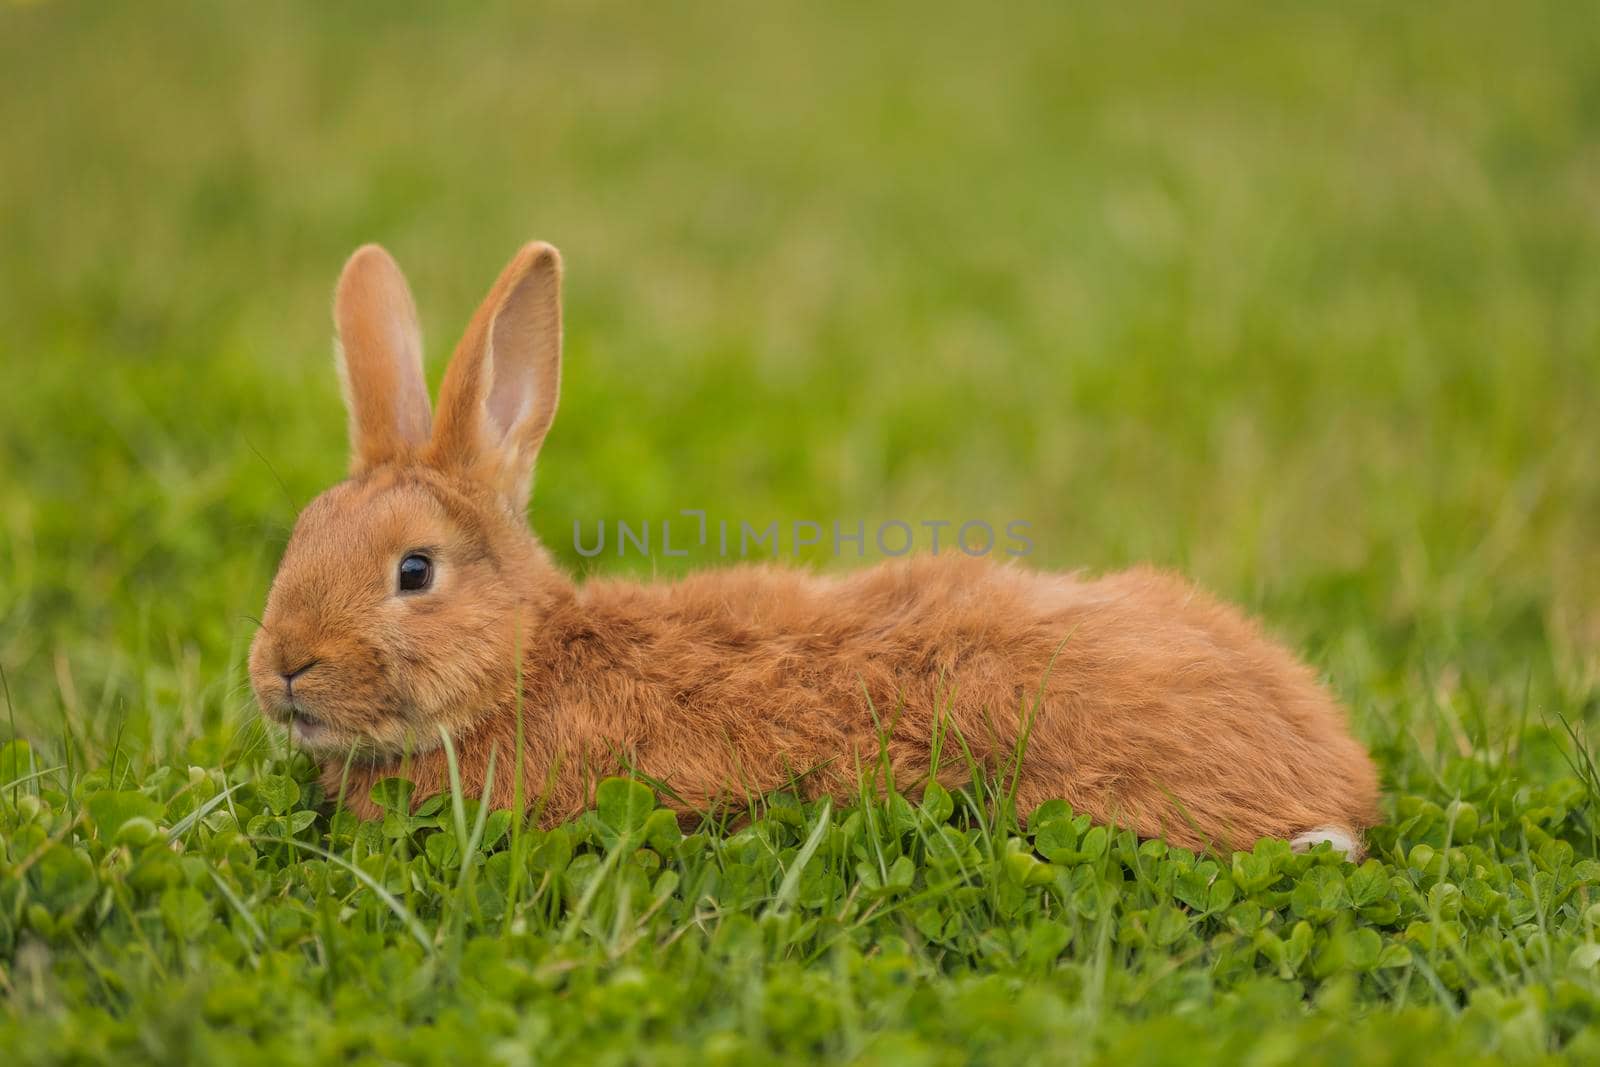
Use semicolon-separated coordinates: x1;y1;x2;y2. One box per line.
249;244;571;761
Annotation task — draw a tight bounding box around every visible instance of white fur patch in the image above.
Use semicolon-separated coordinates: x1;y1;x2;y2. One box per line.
1290;826;1360;858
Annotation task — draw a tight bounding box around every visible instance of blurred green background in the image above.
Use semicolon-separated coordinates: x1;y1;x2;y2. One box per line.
0;0;1596;764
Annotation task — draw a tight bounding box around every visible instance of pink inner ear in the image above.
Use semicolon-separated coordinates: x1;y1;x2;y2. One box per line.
486;342;533;437
485;268;557;437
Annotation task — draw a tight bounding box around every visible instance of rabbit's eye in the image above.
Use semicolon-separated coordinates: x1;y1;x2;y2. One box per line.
398;554;434;593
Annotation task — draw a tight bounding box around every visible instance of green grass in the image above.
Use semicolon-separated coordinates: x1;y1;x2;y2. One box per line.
3;0;1600;1062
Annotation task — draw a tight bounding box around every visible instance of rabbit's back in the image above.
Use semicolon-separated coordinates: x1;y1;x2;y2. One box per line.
1011;564;1379;849
569;555;1378;850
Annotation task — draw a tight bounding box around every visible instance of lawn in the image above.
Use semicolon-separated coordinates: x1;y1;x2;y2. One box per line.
3;1;1600;1062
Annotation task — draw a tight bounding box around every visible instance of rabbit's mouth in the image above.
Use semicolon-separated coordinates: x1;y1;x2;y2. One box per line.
288;707;328;745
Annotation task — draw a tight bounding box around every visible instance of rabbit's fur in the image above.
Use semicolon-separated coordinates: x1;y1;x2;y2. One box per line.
250;243;1381;854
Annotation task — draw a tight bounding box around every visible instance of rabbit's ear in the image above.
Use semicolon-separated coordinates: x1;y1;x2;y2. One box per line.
333;245;432;473
428;242;562;508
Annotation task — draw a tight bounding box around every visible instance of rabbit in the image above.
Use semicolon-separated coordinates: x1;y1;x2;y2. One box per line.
249;242;1381;857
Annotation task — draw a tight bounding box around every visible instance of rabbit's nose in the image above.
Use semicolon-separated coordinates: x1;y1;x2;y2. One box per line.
279;659;319;687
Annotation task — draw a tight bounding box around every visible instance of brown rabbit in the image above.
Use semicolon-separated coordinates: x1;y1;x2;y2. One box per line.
249;243;1380;856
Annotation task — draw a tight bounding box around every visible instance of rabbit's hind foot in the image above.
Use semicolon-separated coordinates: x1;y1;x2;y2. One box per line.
1290;825;1363;861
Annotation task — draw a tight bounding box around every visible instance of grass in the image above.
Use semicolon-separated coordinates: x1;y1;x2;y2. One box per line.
2;0;1600;1062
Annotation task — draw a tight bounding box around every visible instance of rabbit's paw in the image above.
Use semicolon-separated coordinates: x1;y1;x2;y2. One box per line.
1290;826;1361;860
